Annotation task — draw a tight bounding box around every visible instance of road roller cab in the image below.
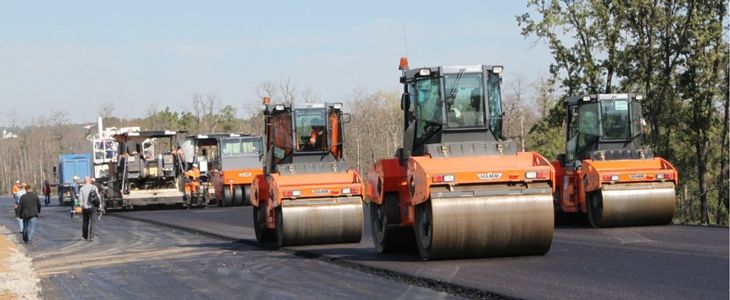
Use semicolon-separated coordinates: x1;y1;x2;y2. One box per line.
251;98;364;248
553;93;678;227
366;59;556;260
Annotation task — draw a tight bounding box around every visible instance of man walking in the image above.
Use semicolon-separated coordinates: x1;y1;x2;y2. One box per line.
14;182;26;233
78;176;101;241
42;180;51;206
17;184;41;244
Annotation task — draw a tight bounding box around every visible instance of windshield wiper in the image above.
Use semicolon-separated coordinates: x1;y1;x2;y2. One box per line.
624;133;642;147
447;68;465;105
575;133;600;158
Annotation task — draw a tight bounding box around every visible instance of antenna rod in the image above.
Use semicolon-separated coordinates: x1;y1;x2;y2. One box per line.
401;21;409;58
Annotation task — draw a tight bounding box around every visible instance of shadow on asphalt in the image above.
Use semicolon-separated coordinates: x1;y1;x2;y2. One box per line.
175;240;278;252
554;212;592;228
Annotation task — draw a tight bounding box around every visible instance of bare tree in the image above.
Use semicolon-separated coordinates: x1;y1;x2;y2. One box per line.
502;74;529;149
255;81;278;101
99;102;115;119
255;78;299;105
301;86;319;104
533;75;555;119
280;77;297;105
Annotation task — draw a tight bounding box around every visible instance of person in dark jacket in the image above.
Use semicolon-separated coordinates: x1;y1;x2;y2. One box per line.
42;180;51;206
17;184;41;244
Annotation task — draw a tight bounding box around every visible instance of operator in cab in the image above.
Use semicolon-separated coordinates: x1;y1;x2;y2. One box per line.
304;117;325;151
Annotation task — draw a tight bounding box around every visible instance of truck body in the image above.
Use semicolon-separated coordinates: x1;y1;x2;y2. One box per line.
57;153;92;206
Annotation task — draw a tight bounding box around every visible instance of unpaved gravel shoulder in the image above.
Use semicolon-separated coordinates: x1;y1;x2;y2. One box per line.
0;225;40;300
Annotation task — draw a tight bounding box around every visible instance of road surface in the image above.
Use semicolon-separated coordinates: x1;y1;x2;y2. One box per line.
115;203;729;300
0;198;458;300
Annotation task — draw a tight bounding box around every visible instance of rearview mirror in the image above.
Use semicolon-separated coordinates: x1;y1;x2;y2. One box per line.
342;113;352;123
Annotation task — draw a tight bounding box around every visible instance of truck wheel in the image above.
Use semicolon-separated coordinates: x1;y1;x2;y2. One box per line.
275;206;284;249
233;186;244;206
587;192;604;228
222;187;233;207
414;200;434;260
253;203;275;242
242;185;251;206
371;193;414;253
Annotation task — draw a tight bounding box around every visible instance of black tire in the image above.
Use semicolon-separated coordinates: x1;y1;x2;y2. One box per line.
370;193;414;253
275;206;284;249
414;200;434;261
587;192;604;228
233;186;244;206
253;204;275;242
222;187;233;207
242;185;251;206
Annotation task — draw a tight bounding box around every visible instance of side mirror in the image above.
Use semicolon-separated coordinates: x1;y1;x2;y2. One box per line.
52;166;57;177
341;113;352;123
400;93;409;111
557;154;566;167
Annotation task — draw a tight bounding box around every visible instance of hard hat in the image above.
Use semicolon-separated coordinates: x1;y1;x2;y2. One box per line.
91;178;96;182
192;163;198;168
16;180;20;184
73;176;80;181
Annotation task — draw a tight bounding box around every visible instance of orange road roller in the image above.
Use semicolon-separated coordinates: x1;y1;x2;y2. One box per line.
251;98;364;248
553;93;677;227
366;59;556;260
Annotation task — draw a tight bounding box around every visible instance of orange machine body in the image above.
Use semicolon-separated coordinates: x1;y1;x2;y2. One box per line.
553;156;678;213
252;170;364;229
367;152;555;227
212;168;263;199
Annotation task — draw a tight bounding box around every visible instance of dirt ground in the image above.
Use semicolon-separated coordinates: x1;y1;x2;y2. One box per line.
0;224;40;300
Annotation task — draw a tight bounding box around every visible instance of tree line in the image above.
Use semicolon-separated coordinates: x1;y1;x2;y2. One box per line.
517;0;728;225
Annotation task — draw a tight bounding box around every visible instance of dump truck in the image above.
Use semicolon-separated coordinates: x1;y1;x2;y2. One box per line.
54;153;92;206
101;129;186;209
366;59;555;260
251;98;364;248
180;133;263;207
552;93;677;227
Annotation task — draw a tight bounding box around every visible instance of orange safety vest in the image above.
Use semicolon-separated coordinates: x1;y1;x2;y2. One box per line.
186;169;201;181
12;184;21;194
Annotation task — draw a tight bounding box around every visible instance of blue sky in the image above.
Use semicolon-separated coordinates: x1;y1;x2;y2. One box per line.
0;1;552;125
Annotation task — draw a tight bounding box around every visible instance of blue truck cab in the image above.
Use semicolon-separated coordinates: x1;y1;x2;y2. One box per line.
56;153;92;206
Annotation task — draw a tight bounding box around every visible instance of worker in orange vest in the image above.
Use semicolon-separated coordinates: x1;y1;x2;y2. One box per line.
12;180;22;195
184;163;201;196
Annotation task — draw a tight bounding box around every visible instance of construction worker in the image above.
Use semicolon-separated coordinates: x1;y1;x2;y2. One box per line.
14;182;27;233
185;163;201;199
12;180;22;197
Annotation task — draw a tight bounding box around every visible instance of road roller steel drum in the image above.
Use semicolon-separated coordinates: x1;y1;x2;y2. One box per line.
590;182;676;227
278;196;363;246
416;192;554;259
